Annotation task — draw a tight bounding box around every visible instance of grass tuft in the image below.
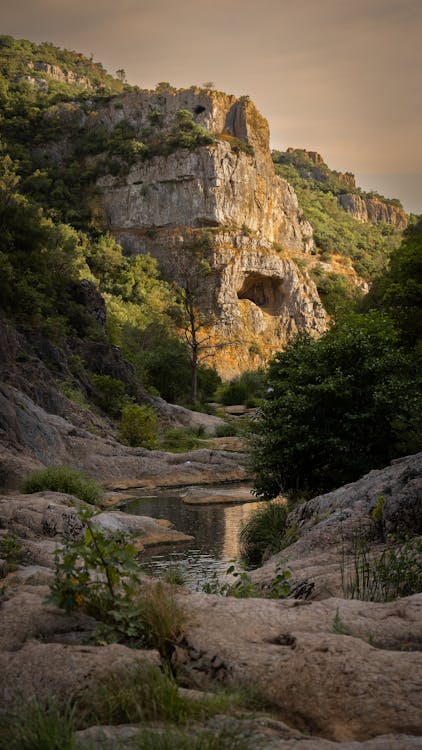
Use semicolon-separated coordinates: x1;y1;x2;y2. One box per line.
239;500;289;566
0;701;79;750
22;466;104;505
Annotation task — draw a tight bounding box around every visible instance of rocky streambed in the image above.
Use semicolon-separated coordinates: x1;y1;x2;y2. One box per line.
0;453;421;748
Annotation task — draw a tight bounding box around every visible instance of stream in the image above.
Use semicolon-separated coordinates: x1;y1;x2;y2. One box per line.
121;484;263;590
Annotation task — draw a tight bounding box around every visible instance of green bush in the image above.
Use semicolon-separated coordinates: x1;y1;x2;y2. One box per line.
23;466;104;505
119;403;158;448
0;532;23;571
239;501;290;566
216;370;266;406
90;373;128;416
249;311;422;499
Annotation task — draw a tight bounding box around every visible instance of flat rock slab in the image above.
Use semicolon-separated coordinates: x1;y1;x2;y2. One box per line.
173;591;422;742
181;484;255;505
93;510;193;547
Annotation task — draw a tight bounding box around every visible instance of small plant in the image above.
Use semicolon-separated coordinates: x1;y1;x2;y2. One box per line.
332;607;347;635
1;700;79;750
164;566;186;586
90;373;128;416
120;403;158;448
159;427;205;453
371;494;385;522
0;532;23;571
215;421;239;438
239;500;289;566
341;531;422;602
23;466;104;505
203;560;291;600
133;581;186;657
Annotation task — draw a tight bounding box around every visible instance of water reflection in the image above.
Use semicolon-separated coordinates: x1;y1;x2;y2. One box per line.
122;488;263;590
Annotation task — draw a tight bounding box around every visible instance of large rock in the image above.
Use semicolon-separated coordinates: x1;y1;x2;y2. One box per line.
0;383;246;490
173;591;422;742
85;89;327;377
338;193;407;229
253;452;422;598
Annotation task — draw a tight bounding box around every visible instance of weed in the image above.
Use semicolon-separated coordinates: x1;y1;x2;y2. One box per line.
23;466;104;505
371;495;385;522
0;532;23;570
332;607;347;635
132;581;186;657
203;560;291;600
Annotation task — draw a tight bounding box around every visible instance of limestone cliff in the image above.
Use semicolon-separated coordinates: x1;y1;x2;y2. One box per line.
338;192;408;229
93;89;326;376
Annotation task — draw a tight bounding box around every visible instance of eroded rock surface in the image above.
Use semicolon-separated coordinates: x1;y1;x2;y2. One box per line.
173;591;422;742
0;383;246;489
253;452;422;599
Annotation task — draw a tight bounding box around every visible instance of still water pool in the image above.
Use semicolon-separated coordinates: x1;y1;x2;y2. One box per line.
121;485;263;590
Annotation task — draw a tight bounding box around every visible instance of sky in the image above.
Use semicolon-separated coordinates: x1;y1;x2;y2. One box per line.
2;0;421;213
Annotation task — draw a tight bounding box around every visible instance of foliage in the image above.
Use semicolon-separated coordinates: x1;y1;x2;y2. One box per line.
216;369;267;406
249;311;422;499
272;150;402;282
0;533;23;571
0;700;80;750
239;501;289;566
365;220;422;348
203;560;291;599
119;403;159;448
310;266;363;319
49;509;185;654
341;532;422;602
23;466;104;505
90;373;128;416
159;427;206;453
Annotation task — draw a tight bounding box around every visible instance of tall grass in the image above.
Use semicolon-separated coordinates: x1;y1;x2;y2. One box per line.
0;701;79;750
23;466;103;505
341;532;422;602
240;500;289;566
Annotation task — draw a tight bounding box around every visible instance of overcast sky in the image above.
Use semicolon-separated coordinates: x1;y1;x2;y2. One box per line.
2;0;421;212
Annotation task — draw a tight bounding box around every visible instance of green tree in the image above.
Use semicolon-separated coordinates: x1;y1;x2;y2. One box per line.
249;311;422;500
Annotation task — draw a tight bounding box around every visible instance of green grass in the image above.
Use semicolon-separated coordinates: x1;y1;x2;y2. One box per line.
22;466;104;505
83;661;247;727
135;726;254;750
0;701;80;750
341;532;422;602
159;427;206;453
134;582;186;656
239;500;289;566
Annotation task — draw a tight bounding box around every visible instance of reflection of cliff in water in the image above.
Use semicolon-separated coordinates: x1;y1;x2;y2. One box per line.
122;489;263;589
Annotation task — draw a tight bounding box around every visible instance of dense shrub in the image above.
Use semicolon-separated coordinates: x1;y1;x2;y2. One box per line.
119;403;158;448
249;311;422;499
23;466;104;505
90;373;127;416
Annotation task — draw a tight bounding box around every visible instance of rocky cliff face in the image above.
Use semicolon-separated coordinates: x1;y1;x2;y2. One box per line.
94;90;326;376
338;192;408;229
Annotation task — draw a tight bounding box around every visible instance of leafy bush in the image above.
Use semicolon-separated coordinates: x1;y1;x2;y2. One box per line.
239;501;290;566
50;510;185;655
216;370;266;406
90;373;128;416
249;311;422;499
23;466;104;505
119;403;158;448
203;560;291;599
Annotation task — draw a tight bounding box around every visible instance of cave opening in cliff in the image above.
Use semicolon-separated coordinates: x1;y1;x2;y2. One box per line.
194;105;206;115
237;273;285;315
